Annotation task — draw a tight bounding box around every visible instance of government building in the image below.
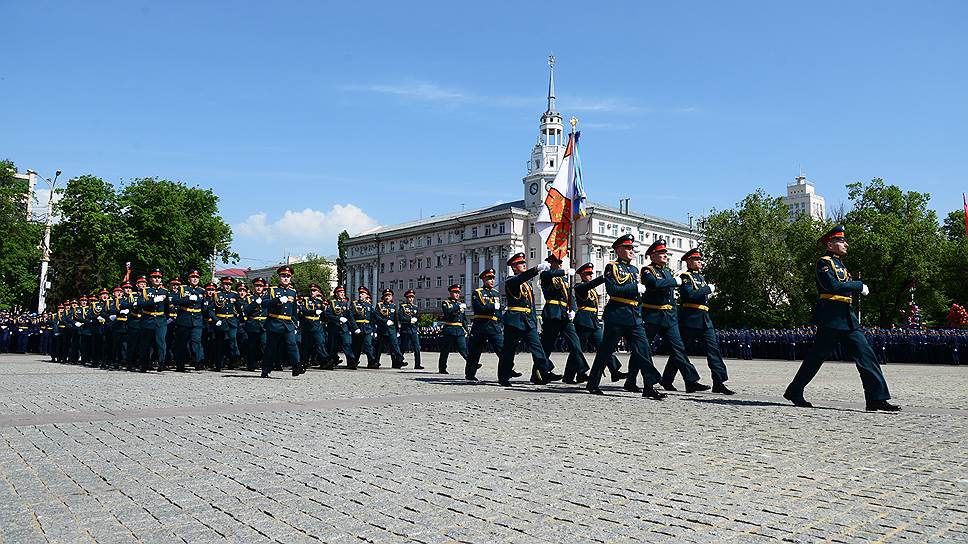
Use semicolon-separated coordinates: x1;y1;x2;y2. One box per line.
343;59;701;312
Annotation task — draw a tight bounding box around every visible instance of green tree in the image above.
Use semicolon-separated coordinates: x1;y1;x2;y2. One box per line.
288;253;334;297
842;179;945;326
336;230;349;287
938;209;968;312
0;160;43;309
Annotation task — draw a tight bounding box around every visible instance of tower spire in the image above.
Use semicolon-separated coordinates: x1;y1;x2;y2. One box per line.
546;54;557;114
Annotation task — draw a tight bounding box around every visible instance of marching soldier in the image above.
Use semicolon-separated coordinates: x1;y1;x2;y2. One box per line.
241;278;269;371
438;284;469;374
324;286;356;369
138;269;170;372
262;265;304;377
350;286;377;369
201;282;217;368
77;295;95;365
398;289;423;369
298;283;330;369
586;235;666;399
235;283;250;364
539;255;590;384
573;263;627;382
173;269;205;372
126;279;143;371
641;240;710;393
211;277;241;371
784;225;899;411
496;253;562;386
466;269;503;381
104;285;130;369
374;288;407;369
677;248;734;395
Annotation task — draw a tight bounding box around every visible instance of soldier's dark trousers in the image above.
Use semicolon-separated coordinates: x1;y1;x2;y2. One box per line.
95;331;108;367
645;322;702;385
300;327;329;367
246;328;266;371
67;331;80;363
374;332;404;367
786;327;890;402
79;335;92;365
175;325;203;371
351;332;375;368
212;327;240;371
678;326;729;384
587;323;661;391
264;330;301;376
139;323;166;371
438;333;469;372
330;328;355;366
111;330;126;368
399;329;422;368
541;319;590;380
467;327;503;379
576;324;623;376
497;326;553;382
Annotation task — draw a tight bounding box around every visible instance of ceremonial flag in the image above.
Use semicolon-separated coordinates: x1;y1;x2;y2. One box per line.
535;131;588;261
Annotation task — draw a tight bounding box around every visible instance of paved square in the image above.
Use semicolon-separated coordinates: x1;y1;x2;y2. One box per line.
1;354;966;543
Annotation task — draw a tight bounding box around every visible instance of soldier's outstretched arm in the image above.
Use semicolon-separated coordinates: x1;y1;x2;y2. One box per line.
679;273;711;303
816;260;864;294
641;267;679;289
506;268;540;292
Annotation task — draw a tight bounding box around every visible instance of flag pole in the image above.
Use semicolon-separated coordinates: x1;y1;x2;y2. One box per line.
568;117;578;275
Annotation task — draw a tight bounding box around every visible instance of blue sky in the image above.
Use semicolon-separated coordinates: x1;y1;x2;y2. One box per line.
4;1;965;268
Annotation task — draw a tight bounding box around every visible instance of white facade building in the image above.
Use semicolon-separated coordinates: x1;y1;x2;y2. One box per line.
783;172;825;221
344;58;700;313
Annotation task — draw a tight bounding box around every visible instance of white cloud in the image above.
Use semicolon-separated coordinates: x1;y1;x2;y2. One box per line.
235;204;379;242
342;81;467;102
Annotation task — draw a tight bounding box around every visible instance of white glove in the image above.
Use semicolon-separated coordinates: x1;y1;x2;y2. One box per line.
74;321;83;327
493;301;500;310
568;310;575;320
153;295;165;302
537;262;551;272
410;317;417;324
108;315;117;321
189;295;198;301
861;284;869;296
637;284;647;294
387;319;394;326
166;318;174;325
97;316;105;323
707;284;716;295
120;309;130;315
340;317;348;323
372;332;377;338
396;333;400;338
255;297;262;304
279;296;289;304
459;303;466;311
316;309;322;315
674;276;683;286
354;328;361;334
567;268;576;276
216;320;223;326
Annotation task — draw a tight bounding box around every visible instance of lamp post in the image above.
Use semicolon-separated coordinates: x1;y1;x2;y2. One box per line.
27;169;61;314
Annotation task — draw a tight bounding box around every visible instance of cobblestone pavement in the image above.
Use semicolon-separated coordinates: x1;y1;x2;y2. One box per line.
1;354;966;543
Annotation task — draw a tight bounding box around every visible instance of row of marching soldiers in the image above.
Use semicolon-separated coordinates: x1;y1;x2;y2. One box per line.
46;265;425;377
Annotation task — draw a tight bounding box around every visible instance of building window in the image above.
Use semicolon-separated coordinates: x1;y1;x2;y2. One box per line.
484;225;491;236
390;241;395;251
598;221;605;234
459;274;465;286
499;222;505;234
448;255;454;266
426;257;430;267
417;259;422;270
448;232;453;243
530;223;535;234
529;248;536;259
426;236;432;246
437;234;443;244
448;275;454;286
380;263;385;273
409;279;414;289
389;262;394;272
436;276;442;287
437;256;443;267
612;224;619;236
460;253;466;264
472;227;478;238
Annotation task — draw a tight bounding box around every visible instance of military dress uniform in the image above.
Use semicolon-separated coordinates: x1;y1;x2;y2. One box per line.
173;271;206;372
640;240;707;392
539;258;591;383
398;289;423;370
573;263;626;381
105;287;131;369
496;253;559;386
466;269;504;381
324;287;358;369
784;226;897;411
586;235;665;399
373;290;406;369
138;269;170;372
438;285;469;374
350;287;377;369
241;279;269;371
211;278;242;371
676;248;732;394
298;289;330;368
262;266;303;377
90;290;110;367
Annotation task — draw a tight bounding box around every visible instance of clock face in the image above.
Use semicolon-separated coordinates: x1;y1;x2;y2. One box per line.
529;182;539;195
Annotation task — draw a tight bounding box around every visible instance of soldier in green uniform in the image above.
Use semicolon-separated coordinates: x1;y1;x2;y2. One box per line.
92;289;110;367
77;295;95;365
262;265;304;378
374;288;407;369
211;277;241;371
398;289;422;369
573;263;627;382
201;282;217;369
496;253;562;386
297;283;330;369
125;279;143;371
235;282;250;363
350;286;377;369
539;255;590;384
240;278;269;371
138;269;170;372
172;269;205;372
586;235;666;399
325;286;358;369
104;285;130;369
466;269;503;381
784;226;899;411
438;284;469;374
677;248;734;395
641;240;710;393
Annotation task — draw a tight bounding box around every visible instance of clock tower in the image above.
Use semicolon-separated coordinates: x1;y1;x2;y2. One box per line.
523;55;566;212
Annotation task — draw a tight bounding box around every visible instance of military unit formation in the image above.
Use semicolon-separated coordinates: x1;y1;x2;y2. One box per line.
4;227;900;412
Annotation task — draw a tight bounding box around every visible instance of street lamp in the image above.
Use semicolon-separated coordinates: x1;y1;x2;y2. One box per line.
28;169;61;314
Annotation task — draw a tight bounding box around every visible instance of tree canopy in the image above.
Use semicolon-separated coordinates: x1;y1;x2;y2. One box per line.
0;159;43;309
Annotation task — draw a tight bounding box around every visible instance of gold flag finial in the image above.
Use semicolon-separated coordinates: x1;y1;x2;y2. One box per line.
569;117;578;131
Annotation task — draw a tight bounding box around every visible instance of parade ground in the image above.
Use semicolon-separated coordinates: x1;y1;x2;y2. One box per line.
1;355;966;543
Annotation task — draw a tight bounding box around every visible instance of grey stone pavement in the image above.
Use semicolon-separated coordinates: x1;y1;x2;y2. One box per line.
0;353;966;543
